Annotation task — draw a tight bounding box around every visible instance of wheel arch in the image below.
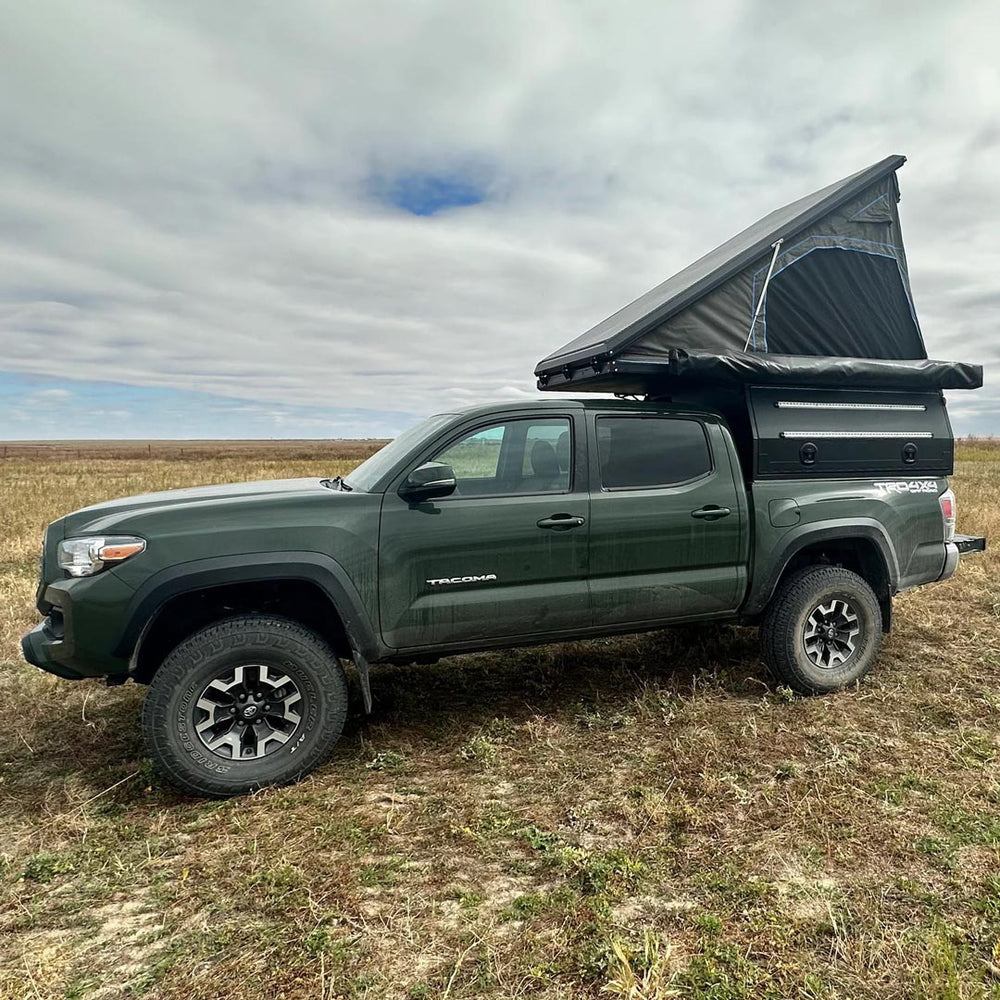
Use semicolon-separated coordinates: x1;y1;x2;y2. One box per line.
118;552;386;683
745;520;898;631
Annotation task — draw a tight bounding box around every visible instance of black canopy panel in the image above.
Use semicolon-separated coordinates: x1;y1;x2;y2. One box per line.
535;156;981;393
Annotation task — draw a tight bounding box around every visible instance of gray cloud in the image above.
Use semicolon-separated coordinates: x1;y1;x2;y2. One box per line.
0;0;998;434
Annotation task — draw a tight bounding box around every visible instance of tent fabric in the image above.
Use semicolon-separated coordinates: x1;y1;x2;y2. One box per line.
849;195;895;224
663;350;981;389
537;351;983;393
535;155;981;392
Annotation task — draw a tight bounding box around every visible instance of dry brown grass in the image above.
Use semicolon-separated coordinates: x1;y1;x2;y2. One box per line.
0;441;998;999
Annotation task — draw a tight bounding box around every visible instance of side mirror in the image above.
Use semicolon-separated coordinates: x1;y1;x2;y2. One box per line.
400;462;457;502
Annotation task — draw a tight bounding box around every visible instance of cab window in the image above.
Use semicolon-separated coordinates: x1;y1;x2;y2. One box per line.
431;417;572;496
597;416;710;489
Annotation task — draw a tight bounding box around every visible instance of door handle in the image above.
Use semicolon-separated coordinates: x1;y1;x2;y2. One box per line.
691;505;731;520
537;513;586;530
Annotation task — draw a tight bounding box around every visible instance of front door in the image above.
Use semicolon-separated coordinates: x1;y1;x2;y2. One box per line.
587;412;744;626
378;413;590;649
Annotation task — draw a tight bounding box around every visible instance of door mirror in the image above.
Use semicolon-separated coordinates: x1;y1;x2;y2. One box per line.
400;462;457;501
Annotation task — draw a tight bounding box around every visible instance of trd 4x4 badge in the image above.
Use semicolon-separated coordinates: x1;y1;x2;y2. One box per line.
873;480;938;496
426;574;498;586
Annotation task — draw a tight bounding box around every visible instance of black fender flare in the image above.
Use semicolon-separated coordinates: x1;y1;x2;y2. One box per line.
112;551;388;664
742;519;900;618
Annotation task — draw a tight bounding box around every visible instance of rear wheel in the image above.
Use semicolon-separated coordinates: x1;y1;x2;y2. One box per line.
142;615;348;797
761;565;882;694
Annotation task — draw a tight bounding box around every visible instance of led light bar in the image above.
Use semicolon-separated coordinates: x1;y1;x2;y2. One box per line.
776;401;927;411
780;430;934;439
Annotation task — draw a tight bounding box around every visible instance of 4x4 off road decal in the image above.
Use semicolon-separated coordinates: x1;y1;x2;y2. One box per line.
873;480;938;496
427;574;498;586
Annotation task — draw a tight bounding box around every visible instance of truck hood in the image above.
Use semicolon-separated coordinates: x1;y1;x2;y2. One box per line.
58;478;343;536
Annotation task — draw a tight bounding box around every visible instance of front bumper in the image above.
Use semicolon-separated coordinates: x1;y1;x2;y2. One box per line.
937;534;987;583
21;619;87;680
21;573;135;681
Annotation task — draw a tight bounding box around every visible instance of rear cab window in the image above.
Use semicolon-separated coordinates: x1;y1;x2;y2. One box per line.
596;416;712;489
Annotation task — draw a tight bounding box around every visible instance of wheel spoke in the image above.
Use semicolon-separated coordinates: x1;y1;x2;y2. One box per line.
204;730;242;756
205;665;245;696
195;695;227;715
258;728;292;754
260;665;292;688
283;691;302;724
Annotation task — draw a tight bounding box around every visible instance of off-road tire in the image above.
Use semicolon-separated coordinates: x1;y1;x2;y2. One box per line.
761;565;882;695
142;615;348;797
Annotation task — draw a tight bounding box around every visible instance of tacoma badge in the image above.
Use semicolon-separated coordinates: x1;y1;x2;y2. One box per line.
426;574;499;586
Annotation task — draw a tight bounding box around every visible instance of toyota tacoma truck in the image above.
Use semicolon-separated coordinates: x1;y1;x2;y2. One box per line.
21;154;987;796
22;391;985;796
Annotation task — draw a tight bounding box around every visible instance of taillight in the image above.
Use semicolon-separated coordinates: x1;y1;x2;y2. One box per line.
940;489;956;541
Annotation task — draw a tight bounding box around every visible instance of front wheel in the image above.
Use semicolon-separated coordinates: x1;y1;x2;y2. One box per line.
142;615;349;797
761;566;883;694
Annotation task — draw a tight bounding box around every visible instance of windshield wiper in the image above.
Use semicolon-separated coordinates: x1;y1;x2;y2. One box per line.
320;476;353;492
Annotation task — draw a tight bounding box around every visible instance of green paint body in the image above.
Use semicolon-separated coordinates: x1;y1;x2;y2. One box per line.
22;399;956;681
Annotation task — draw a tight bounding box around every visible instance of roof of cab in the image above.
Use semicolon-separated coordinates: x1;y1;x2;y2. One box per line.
437;397;722;420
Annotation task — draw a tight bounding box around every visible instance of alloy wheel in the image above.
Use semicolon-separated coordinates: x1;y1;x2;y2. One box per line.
802;599;860;669
193;663;303;760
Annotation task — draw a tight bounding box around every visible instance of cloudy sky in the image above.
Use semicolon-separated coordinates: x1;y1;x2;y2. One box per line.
1;0;997;439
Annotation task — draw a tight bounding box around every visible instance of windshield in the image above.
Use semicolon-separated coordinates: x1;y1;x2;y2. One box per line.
345;414;455;493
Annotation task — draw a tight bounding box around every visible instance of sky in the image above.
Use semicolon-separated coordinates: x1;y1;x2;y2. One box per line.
0;0;998;440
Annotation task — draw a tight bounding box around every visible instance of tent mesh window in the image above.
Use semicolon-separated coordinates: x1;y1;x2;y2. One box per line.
762;248;922;359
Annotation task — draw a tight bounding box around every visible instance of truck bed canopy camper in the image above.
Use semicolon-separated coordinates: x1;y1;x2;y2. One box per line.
535;156;982;479
535;155;982;395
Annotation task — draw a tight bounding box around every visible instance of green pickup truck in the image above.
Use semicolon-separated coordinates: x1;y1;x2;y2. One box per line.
22;392;985;796
21;155;987;796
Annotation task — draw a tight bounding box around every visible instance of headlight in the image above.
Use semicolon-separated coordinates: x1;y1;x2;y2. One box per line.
57;536;146;578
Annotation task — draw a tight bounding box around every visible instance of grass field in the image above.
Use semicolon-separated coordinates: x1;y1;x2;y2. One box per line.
1;441;998;999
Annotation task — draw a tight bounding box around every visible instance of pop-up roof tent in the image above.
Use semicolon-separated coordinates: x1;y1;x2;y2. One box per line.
535;155;982;394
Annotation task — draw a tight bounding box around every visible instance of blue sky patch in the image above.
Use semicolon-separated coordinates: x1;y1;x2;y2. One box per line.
373;171;487;216
0;372;418;440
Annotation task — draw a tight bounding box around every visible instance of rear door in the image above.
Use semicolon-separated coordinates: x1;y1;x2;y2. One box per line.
587;411;744;626
378;412;591;649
